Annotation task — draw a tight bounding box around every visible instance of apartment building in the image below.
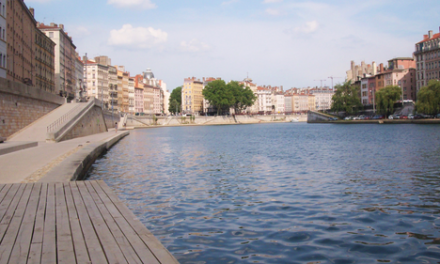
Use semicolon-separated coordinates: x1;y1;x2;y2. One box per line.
346;60;377;83
38;23;77;99
291;94;315;112
35;26;56;93
128;77;135;113
83;58;109;106
255;87;272;113
7;1;35;84
74;55;83;98
182;77;204;114
309;88;334;110
108;66;118;111
272;93;285;114
414;29;440;92
133;75;144;113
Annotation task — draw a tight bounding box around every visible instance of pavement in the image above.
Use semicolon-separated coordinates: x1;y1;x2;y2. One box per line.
0;129;129;184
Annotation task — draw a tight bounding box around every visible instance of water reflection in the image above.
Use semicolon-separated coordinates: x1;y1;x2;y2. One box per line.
87;123;440;263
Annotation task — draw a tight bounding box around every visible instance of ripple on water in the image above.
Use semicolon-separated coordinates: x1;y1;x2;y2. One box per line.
87;124;440;263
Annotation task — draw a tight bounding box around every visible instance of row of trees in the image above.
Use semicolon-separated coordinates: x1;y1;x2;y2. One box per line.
330;80;440;117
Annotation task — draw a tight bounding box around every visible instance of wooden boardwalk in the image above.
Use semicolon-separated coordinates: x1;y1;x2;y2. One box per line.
0;180;179;264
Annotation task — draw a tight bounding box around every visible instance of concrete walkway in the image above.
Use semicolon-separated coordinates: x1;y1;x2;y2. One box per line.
0;130;128;184
8;102;89;142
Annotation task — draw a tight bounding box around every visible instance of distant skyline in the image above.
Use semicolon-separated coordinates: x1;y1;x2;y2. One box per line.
25;0;440;91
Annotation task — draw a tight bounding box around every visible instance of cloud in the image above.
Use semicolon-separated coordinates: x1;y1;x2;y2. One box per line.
265;8;280;16
108;24;167;49
263;0;282;3
222;0;239;6
180;39;210;53
290;20;319;34
107;0;156;9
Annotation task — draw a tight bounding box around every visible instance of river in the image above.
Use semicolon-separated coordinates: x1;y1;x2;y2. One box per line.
87;123;440;263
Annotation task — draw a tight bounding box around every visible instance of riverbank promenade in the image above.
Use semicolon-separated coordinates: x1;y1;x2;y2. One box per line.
0;129;179;263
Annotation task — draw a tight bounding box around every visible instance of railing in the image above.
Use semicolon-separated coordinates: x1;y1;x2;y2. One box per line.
47;103;84;133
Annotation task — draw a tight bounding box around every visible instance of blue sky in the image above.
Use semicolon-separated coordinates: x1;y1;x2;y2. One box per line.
25;0;440;91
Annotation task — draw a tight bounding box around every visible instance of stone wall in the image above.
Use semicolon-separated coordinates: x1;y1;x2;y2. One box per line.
60;106;107;141
0;78;64;138
103;110;119;129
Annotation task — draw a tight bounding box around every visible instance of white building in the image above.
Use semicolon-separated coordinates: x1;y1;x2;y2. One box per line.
128;77;135;113
310;89;334;110
0;0;6;79
256;87;272;113
272;93;285;114
83;57;109;107
74;55;83;99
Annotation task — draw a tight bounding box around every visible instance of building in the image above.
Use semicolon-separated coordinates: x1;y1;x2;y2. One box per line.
255;87;272;113
128;77;135;113
38;23;77;99
346;60;377;84
7;1;37;85
414;29;440;92
182;77;204;114
83;57;109;107
0;0;6;79
284;95;293;113
360;75;376;105
108;65;118;111
35;26;56;93
133;75;144;113
291;93;315;112
387;57;416;101
116;67;129;112
272;93;285;114
74;54;83;99
309;88;334;110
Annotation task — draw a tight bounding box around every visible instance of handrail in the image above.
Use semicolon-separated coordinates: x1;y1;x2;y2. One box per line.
47;103;84;133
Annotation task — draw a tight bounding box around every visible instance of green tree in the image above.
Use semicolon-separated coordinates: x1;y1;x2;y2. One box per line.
415;80;440;115
228;81;257;114
330;81;362;115
168;86;182;114
203;80;235;115
375;85;402;117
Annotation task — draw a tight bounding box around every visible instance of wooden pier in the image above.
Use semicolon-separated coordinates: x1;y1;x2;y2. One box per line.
0;180;179;264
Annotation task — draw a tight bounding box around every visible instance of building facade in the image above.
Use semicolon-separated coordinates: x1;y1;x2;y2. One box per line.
108;65;118;111
38;23;77;99
414;29;440;92
182;77;204;114
34;27;55;93
83;58;109;106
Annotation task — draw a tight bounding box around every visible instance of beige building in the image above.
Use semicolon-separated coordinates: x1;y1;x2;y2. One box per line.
35;27;56;93
414;29;440;92
291;94;315;112
83;57;109;107
108;65;118;111
38;23;77;99
183;77;204;114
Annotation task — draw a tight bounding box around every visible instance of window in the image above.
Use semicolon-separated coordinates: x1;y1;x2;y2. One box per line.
49;32;54;38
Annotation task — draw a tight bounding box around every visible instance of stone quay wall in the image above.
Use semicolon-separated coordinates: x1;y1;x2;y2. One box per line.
0;78;64;138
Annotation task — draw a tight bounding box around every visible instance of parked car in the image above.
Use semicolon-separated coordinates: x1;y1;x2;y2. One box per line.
393;115;400;119
328;117;338;121
388;115;394;120
344;116;352;120
408;114;414;119
436;113;440;119
401;115;408;119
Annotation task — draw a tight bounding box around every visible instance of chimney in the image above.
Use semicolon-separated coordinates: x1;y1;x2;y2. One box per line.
36;22;40;27
380;63;384;73
60;24;64;30
50;22;55;27
29;8;34;17
428;30;434;39
424;34;429;40
372;61;377;75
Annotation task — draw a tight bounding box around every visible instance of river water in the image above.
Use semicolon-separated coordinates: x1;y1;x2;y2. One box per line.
87;123;440;263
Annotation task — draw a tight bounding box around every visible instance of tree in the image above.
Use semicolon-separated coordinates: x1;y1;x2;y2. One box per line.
228;81;257;114
203;80;235;115
330;81;362;115
168;86;182;114
375;85;402;117
415;80;440;115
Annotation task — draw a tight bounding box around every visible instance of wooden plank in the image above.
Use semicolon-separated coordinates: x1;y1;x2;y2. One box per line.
0;184;21;229
55;183;76;264
28;183;48;264
8;183;42;264
69;181;108;264
63;182;91;264
89;181;161;264
96;180;179;264
76;181;128;264
0;184;13;222
40;183;56;264
0;183;33;264
84;181;145;264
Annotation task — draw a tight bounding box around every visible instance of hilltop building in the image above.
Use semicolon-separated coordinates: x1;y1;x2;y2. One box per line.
346;61;377;83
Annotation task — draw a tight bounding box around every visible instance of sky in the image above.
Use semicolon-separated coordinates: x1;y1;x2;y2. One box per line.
25;0;440;91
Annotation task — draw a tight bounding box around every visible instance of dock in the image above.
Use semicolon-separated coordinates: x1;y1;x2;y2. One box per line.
0;180;179;264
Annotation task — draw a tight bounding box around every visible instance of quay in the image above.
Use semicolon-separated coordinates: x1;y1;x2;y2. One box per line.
0;99;179;263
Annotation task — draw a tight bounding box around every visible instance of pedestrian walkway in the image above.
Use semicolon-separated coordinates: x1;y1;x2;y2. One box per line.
0;130;126;184
8;102;89;142
0;180;179;264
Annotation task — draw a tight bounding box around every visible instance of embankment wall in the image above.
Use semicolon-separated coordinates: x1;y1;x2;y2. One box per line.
0;78;64;138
